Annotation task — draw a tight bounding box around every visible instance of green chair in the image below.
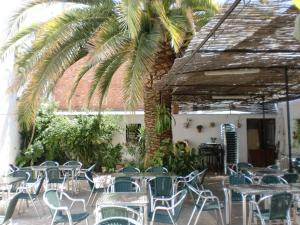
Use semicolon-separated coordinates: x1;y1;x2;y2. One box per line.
43;189;89;225
267;164;279;170
85;171;104;205
119;167;140;173
40;161;59;167
145;166;168;173
149;189;187;225
248;192;293;225
237;162;253;171
10;169;31;183
0;192;21;225
45;167;67;191
108;180;140;193
76;164;96;181
187;184;224;225
96;217;141;225
228;174;253;202
148;176;174;212
17;175;45;217
282;173;298;183
260;175;287;184
95;206;142;224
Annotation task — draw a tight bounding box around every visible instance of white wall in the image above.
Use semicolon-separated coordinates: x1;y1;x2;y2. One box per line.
278;99;300;157
112;112;278;163
0;0;24;174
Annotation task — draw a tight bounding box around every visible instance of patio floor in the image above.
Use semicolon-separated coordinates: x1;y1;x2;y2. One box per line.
6;175;243;225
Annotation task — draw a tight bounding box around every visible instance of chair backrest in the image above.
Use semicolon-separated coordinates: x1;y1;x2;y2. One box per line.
8;164;18;172
237;162;253;171
63;161;82;167
149;176;173;197
282;173;298;183
145;166;168;173
170;189;188;221
115;176;132;182
187;168;207;190
97;206;141;221
267;164;279;170
229;174;252;202
10;169;31;182
120;166;140;173
40;161;59;167
85;171;94;190
227;167;237;176
108;181;140;193
261;175;285;184
96;217;141;225
43;189;61;216
87;164;96;172
33;176;45;195
2;192;21;224
269;192;293;220
45;167;61;182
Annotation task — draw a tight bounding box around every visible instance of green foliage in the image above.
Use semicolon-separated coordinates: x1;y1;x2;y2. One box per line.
2;0;217;130
17;102;122;168
164;140;203;176
155;104;174;135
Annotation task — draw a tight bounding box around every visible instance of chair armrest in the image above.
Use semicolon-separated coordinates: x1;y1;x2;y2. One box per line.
61;192;86;210
257;195;272;204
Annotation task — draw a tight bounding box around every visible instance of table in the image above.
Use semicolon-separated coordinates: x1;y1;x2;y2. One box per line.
224;184;300;225
93;175;113;190
112;172;177;189
28;165;81;192
95;192;149;224
0;177;25;199
248;167;285;177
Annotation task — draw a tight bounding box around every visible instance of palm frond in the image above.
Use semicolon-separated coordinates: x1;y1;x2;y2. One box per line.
123;25;162;109
153;0;187;52
180;0;219;12
117;0;142;38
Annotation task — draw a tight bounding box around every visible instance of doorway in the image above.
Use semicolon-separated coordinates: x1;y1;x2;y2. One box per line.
247;119;276;167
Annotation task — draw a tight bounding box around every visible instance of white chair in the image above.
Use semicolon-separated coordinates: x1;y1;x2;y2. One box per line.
150;189;187;225
95;205;142;224
43;189;89;225
187;183;224;225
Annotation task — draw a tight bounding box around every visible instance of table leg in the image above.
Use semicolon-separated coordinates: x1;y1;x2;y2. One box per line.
224;188;230;225
242;194;247;225
144;204;148;225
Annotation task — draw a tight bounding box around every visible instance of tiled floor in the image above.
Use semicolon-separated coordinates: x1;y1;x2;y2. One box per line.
5;175;244;225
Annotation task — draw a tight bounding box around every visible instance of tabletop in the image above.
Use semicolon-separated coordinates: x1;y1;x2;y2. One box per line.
226;183;300;195
248;167;285;176
0;177;25;186
96;192;148;206
112;172;177;178
28;165;81;171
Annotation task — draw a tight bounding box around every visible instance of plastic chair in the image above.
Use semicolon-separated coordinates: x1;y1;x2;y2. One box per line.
228;174;253;202
85;171;104;205
10;169;31;183
248;192;293;225
95;206;142;224
145;166;168;173
17;175;45;217
40;161;59;167
184;169;208;192
187;184;224;225
237;162;253;171
45;167;66;191
282;173;298;183
107;180;140;193
148;176;174;212
119;167;140;173
76;164;96;181
43;189;89;225
226;167;237;176
96;217;141;225
149;189;187;225
8;164;18;173
260;175;287;184
0;192;21;224
267;164;279;170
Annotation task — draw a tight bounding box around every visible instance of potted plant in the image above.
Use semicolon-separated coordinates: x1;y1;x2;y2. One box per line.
196;125;203;133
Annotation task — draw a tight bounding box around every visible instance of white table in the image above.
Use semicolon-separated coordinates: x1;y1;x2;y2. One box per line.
95;192;149;224
224;184;300;225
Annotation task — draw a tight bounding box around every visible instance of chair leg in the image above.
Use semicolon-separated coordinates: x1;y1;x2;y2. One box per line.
218;206;225;225
85;218;89;225
187;206;197;225
193;200;207;225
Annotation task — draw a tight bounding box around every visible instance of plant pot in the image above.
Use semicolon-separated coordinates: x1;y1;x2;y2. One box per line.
196;125;203;133
172;103;179;114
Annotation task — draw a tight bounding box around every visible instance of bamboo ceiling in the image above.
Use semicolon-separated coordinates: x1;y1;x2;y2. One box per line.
160;0;300;111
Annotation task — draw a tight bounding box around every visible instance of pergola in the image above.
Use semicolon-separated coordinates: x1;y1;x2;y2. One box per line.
159;0;300;170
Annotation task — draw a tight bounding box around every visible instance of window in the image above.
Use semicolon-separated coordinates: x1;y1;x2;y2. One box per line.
126;124;141;144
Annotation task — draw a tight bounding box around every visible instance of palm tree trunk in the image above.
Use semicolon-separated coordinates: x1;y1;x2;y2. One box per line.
143;44;176;159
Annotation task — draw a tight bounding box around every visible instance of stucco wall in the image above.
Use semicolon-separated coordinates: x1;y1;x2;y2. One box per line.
111;112;279;163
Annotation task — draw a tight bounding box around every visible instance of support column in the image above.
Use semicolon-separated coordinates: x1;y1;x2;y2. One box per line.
284;67;293;172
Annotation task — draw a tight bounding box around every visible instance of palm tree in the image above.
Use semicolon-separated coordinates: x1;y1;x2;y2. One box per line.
1;0;218;158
